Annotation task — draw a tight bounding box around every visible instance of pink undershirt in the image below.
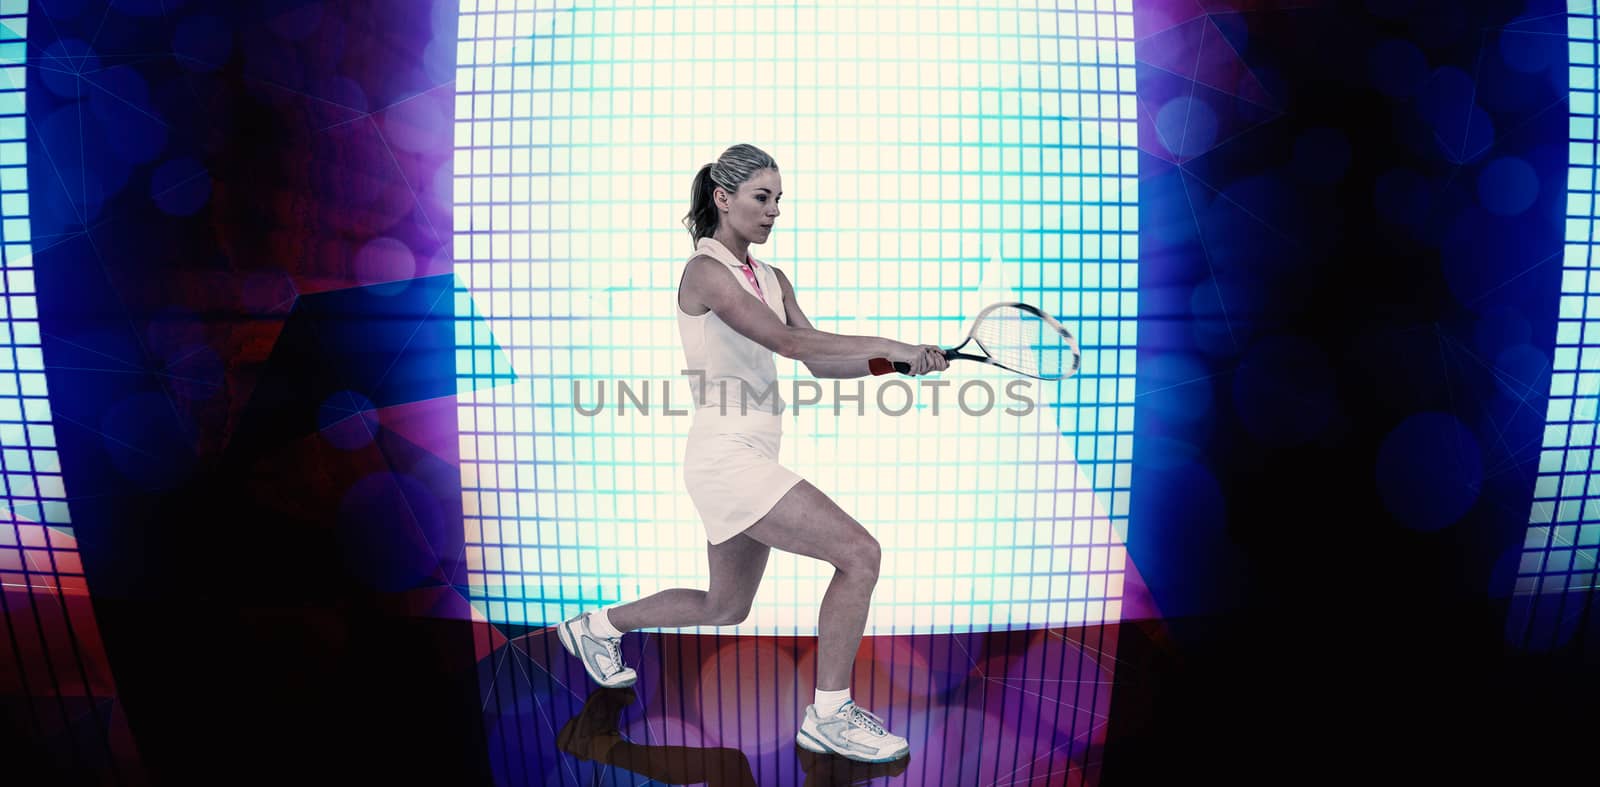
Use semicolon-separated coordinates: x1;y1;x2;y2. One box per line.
739;255;764;301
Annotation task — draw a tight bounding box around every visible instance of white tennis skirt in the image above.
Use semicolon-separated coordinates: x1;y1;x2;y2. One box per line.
683;426;805;545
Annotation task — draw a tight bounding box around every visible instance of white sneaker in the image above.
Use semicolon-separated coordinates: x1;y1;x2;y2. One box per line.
796;700;910;763
556;612;637;688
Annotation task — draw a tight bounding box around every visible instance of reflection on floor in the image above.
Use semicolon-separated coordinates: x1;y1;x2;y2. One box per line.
2;579;147;784
478;625;1120;787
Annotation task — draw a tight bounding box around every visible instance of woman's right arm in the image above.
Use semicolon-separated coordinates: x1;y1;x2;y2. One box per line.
682;256;924;367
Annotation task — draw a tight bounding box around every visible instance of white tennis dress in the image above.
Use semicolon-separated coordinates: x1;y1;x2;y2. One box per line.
678;237;806;544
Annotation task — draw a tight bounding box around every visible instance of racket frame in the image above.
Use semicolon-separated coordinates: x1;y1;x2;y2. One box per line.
873;301;1083;381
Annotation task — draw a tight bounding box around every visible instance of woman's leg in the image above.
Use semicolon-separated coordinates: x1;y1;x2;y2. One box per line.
737;481;881;693
605;532;772;632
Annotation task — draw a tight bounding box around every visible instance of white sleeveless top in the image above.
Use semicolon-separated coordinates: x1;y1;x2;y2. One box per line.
677;237;788;434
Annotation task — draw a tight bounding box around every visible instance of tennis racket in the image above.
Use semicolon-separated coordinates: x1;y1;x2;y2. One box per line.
867;301;1082;381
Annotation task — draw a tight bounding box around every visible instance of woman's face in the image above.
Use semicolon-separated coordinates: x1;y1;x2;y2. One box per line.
717;168;782;244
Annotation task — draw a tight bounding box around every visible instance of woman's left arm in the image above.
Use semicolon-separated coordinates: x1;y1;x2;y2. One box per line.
773;267;872;379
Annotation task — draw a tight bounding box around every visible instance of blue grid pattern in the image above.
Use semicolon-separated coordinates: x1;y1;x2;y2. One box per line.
0;2;78;592
453;0;1137;635
1524;3;1600;599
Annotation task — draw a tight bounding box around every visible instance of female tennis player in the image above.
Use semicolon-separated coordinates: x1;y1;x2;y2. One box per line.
558;144;945;763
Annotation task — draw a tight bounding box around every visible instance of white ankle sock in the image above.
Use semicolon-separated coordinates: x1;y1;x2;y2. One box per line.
814;687;851;717
588;607;623;639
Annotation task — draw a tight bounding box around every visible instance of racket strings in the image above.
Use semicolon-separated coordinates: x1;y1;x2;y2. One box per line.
972;306;1075;379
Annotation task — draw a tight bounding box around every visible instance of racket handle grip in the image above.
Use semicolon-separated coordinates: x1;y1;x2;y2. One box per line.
868;358;912;376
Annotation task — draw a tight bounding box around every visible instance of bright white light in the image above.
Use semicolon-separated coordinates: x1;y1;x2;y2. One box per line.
454;0;1138;635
